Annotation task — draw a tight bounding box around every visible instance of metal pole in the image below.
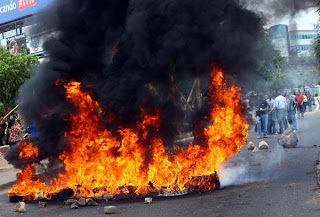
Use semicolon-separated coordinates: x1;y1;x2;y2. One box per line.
2;102;23;122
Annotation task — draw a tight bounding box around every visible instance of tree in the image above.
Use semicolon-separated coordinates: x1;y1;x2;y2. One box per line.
314;1;320;65
0;45;38;113
253;33;287;92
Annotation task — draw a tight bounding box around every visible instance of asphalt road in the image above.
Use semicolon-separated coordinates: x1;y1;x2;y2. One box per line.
0;112;320;217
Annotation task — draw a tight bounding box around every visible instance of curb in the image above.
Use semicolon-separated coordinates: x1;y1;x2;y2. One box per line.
0;167;18;192
0;180;16;192
0;166;14;173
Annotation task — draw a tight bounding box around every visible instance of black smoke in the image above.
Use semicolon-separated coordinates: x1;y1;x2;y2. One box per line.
5;0;277;172
239;0;318;21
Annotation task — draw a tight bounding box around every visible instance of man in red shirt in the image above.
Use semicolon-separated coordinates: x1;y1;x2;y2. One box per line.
295;90;304;118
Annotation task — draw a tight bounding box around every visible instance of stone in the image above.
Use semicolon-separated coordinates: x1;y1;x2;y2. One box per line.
14;202;26;213
93;196;103;203
86;198;98;206
259;141;269;149
252;147;259;152
70;203;79;209
104;206;116;214
103;193;114;201
278;129;298;148
38;201;47;208
247;141;255;150
145;197;153;204
77;197;87;206
64;199;78;206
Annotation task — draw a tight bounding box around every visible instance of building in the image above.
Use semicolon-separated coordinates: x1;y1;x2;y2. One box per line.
0;0;54;57
268;6;318;57
269;24;290;57
288;24;317;56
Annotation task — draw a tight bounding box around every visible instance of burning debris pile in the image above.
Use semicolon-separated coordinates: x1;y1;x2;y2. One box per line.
3;0;273;200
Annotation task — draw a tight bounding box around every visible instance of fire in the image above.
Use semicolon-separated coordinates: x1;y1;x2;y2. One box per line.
8;66;248;200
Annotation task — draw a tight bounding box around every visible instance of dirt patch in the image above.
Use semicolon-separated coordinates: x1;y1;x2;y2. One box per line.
244;182;270;189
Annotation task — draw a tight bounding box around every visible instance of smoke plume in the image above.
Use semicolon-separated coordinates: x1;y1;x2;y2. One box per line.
5;0;281;174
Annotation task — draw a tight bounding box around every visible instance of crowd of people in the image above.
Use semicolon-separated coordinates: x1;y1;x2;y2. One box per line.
252;90;320;138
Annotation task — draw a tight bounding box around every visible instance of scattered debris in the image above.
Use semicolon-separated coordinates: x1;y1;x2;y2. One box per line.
247;141;255;150
103;193;114;201
93;196;103;203
158;190;188;197
252;147;259;152
14;202;26;213
278;129;298;148
78;197;87;206
38;201;47;208
104;206;116;214
316;160;320;187
259;141;269;149
64;199;78;206
145;197;153;204
86;198;98;206
70;203;79;209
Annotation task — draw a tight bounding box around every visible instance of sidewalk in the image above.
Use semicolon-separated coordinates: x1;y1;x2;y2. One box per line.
0;146;18;192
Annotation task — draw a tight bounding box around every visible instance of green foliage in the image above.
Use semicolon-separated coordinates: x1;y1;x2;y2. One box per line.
0;45;38;113
254;33;286;91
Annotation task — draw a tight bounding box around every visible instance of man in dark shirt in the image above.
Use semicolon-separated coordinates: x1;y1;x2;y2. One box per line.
255;95;269;138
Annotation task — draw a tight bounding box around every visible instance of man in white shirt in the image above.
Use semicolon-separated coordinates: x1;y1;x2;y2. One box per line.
267;96;276;134
274;90;287;134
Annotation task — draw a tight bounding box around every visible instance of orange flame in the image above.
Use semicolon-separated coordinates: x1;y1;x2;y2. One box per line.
18;142;39;159
8;66;248;200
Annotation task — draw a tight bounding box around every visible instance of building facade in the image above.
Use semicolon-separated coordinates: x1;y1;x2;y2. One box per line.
0;0;54;57
269;24;290;57
288;24;317;55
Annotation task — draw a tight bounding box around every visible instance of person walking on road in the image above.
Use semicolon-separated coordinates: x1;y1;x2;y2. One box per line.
295;90;304;118
314;94;320;111
275;90;287;134
306;91;313;112
255;94;269;138
286;92;298;132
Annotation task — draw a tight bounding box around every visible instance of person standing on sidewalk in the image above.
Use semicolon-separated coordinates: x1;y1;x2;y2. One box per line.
306;91;313;112
275;90;287;134
295;90;304;118
286;92;298;132
255;94;269;138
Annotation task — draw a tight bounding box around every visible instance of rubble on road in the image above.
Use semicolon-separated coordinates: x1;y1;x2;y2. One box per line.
104;206;116;214
252;147;259;152
93;196;104;203
278;129;298;148
259;141;269;149
247;141;255;150
70;203;79;209
78;197;87;206
103;193;114;201
316;159;320;187
14;202;26;213
38;201;47;208
145;197;152;204
86;198;98;206
64;199;78;206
